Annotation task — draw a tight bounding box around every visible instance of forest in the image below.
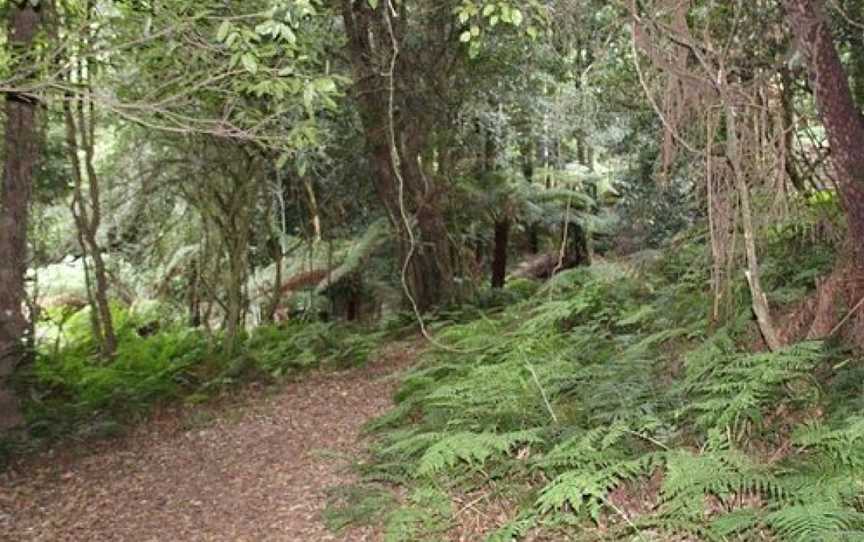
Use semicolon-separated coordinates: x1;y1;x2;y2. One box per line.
2;0;864;540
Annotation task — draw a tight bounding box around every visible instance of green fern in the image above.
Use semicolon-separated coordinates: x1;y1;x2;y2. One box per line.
358;238;863;541
484;513;538;542
659;449;784;520
384;486;453;542
536;470;616;520
408;430;542;476
685;341;825;435
764;504;864;542
794;416;864;469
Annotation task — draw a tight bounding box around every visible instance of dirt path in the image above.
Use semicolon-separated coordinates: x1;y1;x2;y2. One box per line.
0;341;422;542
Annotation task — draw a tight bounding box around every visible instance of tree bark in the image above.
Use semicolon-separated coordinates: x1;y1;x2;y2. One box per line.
521;139;541;254
785;0;864;268
0;3;41;431
263;241;283;325
341;0;457;312
779;68;807;193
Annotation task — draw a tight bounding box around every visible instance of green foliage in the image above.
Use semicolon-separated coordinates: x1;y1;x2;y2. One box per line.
415;430;541;476
384;486;454;542
683;341;825;436
25;324;211;437
248;322;383;376
18;306;384;443
794;416;864;469
763;504;864;542
355;236;864;540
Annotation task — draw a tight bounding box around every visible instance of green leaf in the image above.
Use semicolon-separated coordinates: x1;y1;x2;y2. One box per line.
280;27;297;44
315;77;337;93
241;53;258;75
459;31;472;43
216;21;231;43
511;9;523;26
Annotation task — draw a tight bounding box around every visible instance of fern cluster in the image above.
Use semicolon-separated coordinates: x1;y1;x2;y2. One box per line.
16;308;382;448
343;243;864;541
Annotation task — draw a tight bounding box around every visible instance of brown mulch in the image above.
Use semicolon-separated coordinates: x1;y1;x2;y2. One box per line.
0;340;424;542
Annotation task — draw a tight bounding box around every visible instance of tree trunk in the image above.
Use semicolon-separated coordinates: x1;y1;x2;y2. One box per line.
0;3;41;431
491;219;510;289
263;242;283;324
521;139;541;254
341;1;457;312
785;0;864;268
188;259;202;327
225;246;245;355
726;102;782;351
779;68;807;193
64;96;117;359
567;223;590;268
781;0;864;344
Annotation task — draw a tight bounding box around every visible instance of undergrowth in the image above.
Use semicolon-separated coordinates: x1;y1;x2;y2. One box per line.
2;308;384;462
328;236;864;541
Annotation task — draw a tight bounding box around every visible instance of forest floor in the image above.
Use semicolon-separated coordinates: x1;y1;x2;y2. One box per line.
0;339;425;542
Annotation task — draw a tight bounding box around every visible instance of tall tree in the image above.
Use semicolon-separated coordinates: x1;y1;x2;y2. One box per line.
785;0;864;268
0;1;42;430
341;0;459;311
780;0;864;343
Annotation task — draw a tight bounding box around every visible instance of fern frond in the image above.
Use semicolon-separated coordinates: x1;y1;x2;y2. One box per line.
659;449;784;520
708;508;761;538
765;504;864;542
484;513;538;542
417;430;542;476
535;470;615;520
794;416;864;469
536;452;661;521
